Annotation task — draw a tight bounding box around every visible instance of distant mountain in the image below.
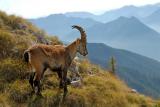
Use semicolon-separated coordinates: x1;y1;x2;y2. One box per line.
64;4;160;23
143;9;160;33
30;14;101;39
87;43;160;98
67;16;160;61
65;12;96;19
97;4;160;23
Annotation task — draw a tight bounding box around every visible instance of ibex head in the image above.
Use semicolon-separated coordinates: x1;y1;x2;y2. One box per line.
72;25;88;56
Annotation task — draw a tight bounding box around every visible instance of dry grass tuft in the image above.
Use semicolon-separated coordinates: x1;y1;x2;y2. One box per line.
9;80;31;103
0;58;29;82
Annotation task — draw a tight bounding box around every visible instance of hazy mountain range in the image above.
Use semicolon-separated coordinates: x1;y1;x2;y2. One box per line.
65;3;160;23
30;14;101;39
143;9;160;33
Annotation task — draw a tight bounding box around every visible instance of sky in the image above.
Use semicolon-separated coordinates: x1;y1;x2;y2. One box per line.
0;0;160;18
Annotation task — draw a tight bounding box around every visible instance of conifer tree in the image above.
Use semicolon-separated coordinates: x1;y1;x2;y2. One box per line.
109;56;116;74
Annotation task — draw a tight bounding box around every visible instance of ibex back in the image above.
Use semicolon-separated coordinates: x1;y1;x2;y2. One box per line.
23;25;88;96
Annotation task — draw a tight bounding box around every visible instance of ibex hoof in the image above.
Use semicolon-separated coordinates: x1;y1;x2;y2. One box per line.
29;90;35;96
63;91;68;98
36;92;43;97
66;78;71;85
59;82;64;89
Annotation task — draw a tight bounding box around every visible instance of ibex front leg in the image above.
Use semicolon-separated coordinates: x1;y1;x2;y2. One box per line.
57;71;63;89
62;68;68;97
34;69;43;96
29;72;36;93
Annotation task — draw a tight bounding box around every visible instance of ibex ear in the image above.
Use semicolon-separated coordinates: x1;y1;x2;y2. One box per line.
76;38;81;44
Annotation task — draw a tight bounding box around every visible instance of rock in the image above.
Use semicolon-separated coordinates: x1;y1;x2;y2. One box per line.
71;80;82;88
130;89;138;93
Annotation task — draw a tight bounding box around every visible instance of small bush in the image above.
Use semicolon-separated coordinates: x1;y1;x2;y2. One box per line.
42;74;59;90
28;96;45;107
64;94;86;107
0;97;5;107
7;15;22;30
79;60;90;74
0;11;10;29
45;35;62;45
9;80;31;103
0;31;15;58
0;58;29;82
0;18;4;28
13;35;33;58
43;90;62;107
0;79;8;92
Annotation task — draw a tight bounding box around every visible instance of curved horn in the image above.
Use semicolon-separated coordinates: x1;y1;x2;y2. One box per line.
72;25;86;38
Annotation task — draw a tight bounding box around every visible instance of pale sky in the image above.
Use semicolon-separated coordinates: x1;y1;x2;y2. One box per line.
0;0;160;18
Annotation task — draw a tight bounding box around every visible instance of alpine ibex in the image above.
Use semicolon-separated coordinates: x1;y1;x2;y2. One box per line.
23;25;88;96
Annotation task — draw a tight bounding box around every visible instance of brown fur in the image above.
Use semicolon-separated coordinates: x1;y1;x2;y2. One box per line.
24;25;88;96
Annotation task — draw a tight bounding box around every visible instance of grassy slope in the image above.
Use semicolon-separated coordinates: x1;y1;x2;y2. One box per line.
0;60;159;107
0;11;160;107
0;61;159;107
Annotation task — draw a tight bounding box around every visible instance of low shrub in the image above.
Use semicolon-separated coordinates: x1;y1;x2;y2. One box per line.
0;79;8;93
0;58;29;82
0;31;15;58
9;80;31;103
45;35;62;45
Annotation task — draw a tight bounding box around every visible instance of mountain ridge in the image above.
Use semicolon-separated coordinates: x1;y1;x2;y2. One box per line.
143;9;160;33
30;14;101;39
87;43;160;98
64;3;160;23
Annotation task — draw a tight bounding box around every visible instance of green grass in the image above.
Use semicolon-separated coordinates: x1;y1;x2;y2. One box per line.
0;62;157;107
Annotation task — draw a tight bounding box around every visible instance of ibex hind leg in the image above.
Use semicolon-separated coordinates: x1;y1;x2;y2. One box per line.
29;72;35;89
29;72;35;94
34;79;41;96
34;71;43;96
